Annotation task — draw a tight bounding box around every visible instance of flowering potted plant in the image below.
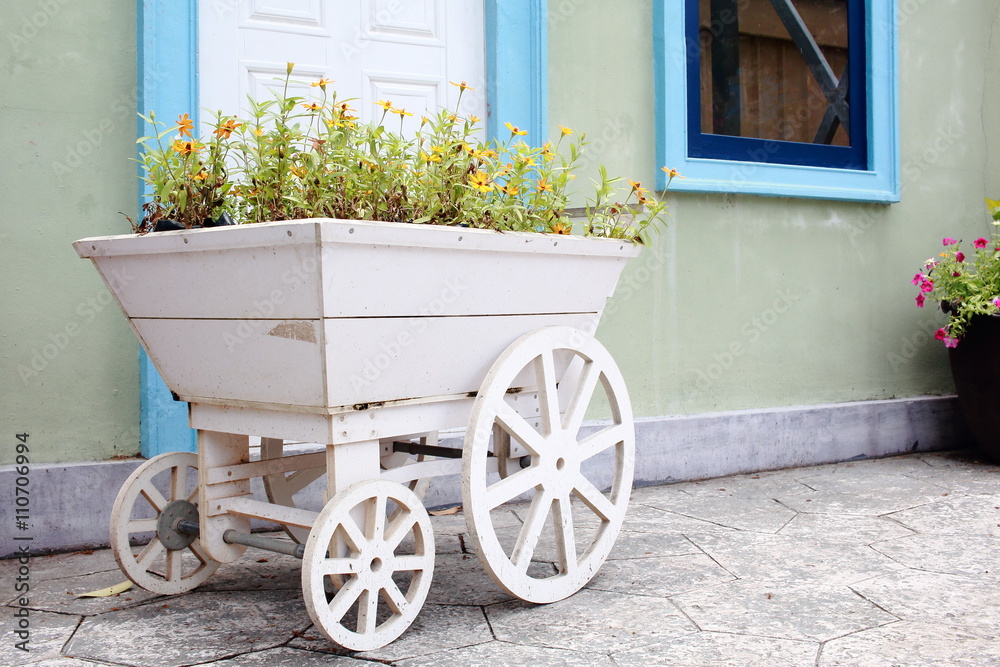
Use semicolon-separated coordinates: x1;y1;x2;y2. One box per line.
912;198;1000;461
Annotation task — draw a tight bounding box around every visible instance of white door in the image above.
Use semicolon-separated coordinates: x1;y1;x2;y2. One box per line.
198;0;486;135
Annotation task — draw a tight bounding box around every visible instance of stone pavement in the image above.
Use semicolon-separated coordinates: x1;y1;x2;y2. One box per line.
4;450;1000;667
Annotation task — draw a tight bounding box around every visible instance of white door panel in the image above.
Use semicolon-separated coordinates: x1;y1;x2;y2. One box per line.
199;0;485;132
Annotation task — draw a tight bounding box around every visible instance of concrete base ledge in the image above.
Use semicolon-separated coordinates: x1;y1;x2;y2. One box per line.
0;396;971;558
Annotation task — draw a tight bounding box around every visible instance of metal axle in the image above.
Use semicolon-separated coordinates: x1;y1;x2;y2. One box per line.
176;520;305;559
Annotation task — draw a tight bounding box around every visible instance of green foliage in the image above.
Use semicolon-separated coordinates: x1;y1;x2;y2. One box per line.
135;69;674;243
913;199;1000;346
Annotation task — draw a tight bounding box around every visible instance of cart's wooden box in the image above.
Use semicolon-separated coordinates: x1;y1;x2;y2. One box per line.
74;219;639;413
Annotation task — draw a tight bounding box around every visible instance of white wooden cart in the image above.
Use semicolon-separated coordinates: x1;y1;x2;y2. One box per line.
75;219;640;650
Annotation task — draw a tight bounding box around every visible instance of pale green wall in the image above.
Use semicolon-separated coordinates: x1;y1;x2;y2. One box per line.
550;1;1000;418
1;1;140;464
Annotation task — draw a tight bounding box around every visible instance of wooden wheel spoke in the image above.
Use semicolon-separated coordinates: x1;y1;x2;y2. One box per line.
534;351;561;436
326;577;364;623
126;518;158;534
392;554;432;572
577;423;628;463
139;484;169;514
485;466;545;510
135;537;166;569
187;540;211;566
338;515;367;554
495;403;548;457
380;579;409;615
384;511;416;552
184;487;198;504
170;464;188;503
316;558;358;577
367;495;388;543
511;489;553;571
561;360;599;437
165;548;182;582
357;587;379;635
572;475;616;522
553;494;578;574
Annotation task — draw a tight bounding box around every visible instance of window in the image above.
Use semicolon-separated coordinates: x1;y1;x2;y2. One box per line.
654;0;899;202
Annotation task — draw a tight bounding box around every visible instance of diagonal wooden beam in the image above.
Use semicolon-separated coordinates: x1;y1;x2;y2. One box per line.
710;0;742;136
767;0;850;136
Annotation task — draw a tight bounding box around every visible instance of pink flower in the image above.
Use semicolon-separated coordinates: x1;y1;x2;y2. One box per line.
956;252;965;263
945;337;959;348
920;279;933;293
911;273;924;286
993;297;1000;309
942;237;958;246
975;237;988;248
915;294;926;308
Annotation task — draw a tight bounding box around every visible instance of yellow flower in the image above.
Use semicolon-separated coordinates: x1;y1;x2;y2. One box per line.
286;62;295;74
661;166;685;179
252;127;264;137
450;80;476;92
460;142;475;155
301;102;322;111
420;151;442;163
374;100;394;111
176;113;193;138
391;106;413;117
213;118;241;139
468;114;481;124
469;171;493;193
289;166;306;178
192;170;208;181
550;220;571;234
558;125;574;136
505;121;527;136
501;183;519;196
171;137;201;155
536;178;552;193
311;77;335;89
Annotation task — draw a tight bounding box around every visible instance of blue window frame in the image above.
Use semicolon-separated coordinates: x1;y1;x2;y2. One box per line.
654;0;899;202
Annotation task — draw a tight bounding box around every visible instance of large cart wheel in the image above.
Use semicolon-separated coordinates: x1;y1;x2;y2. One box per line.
110;452;220;595
261;437;434;543
302;479;435;651
462;326;635;604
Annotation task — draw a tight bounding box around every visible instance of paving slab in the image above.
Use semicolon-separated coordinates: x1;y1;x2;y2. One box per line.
393;640;615;667
871;532;1000;576
63;589;309;667
775;512;915;545
0;609;80;665
612;632;820;666
672;579;898;642
850;570;1000;630
486;589;696;652
587;552;735;597
819;621;1000;666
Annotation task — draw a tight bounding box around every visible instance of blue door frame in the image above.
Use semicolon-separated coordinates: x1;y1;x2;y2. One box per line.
136;0;549;457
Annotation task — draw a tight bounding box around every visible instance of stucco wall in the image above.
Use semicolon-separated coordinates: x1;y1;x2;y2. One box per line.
1;1;140;464
549;1;1000;418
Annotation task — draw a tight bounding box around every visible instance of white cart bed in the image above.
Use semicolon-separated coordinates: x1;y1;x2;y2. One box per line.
75;219;640;650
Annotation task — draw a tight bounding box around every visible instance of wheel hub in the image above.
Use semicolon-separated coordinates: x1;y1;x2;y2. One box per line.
156;499;199;551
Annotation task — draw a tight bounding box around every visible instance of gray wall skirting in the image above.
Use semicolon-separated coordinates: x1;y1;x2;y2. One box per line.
1;396;972;558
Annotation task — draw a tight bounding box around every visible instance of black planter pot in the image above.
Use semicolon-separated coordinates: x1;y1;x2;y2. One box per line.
948;315;1000;463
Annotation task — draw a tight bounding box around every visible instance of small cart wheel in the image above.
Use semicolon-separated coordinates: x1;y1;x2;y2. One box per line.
302;479;434;651
462;326;635;604
110;452;220;595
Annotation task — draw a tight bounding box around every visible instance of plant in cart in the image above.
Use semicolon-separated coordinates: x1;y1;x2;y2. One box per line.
129;65;675;244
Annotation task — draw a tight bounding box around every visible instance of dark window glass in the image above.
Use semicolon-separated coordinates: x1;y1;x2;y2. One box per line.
687;0;867;169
